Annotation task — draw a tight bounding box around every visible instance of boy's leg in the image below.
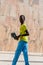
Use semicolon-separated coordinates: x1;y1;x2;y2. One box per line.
12;41;24;65
22;43;30;65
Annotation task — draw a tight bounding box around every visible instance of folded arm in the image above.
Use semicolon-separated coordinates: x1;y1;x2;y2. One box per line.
17;30;29;39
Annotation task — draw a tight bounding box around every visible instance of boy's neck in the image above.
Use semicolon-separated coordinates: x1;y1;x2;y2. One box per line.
21;22;24;25
21;23;23;25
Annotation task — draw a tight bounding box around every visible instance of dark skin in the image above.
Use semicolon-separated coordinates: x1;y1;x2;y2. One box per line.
11;15;29;40
17;15;29;40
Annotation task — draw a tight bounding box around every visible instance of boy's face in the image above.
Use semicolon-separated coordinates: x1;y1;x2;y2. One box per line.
19;15;25;24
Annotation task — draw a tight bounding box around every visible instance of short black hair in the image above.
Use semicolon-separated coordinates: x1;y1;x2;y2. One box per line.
20;15;25;21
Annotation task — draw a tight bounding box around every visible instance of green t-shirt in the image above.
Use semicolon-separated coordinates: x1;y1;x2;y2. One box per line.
20;24;28;42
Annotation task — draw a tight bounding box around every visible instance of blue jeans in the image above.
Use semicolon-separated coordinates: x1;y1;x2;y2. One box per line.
12;40;29;65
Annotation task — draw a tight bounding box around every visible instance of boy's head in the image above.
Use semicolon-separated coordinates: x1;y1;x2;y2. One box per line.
19;15;25;24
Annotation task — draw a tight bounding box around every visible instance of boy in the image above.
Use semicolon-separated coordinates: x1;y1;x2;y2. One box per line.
11;15;30;65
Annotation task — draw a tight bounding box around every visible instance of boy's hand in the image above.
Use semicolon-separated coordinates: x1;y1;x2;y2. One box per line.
11;33;14;38
11;33;18;40
17;35;21;38
17;35;21;39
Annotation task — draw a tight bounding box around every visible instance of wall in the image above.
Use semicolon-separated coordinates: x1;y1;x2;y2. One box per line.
0;0;43;53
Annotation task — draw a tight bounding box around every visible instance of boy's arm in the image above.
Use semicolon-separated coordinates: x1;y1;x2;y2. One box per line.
21;30;29;36
17;29;29;38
